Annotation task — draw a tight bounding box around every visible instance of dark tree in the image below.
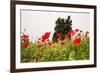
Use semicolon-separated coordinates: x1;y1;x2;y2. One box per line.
52;16;72;42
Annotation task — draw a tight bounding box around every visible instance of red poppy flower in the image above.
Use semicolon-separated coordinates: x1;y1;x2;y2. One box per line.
68;37;71;41
21;35;29;41
60;41;66;45
48;41;52;46
22;42;30;48
65;34;70;37
72;32;75;36
56;33;62;37
38;43;43;48
41;32;51;42
41;35;45;42
65;34;71;41
68;29;74;34
72;38;81;45
75;29;79;32
48;40;55;46
78;33;81;36
51;40;55;44
44;32;51;39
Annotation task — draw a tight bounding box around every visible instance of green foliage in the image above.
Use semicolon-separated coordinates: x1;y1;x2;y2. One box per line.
21;37;90;63
52;16;72;42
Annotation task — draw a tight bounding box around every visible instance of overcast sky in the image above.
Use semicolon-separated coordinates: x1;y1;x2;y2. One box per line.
21;10;90;41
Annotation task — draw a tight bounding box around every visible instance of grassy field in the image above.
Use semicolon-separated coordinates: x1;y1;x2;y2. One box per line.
21;33;90;63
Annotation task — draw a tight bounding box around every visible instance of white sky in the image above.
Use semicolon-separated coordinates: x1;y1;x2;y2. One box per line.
21;10;90;41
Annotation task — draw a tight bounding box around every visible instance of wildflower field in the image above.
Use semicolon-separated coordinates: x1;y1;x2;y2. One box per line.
21;16;90;63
